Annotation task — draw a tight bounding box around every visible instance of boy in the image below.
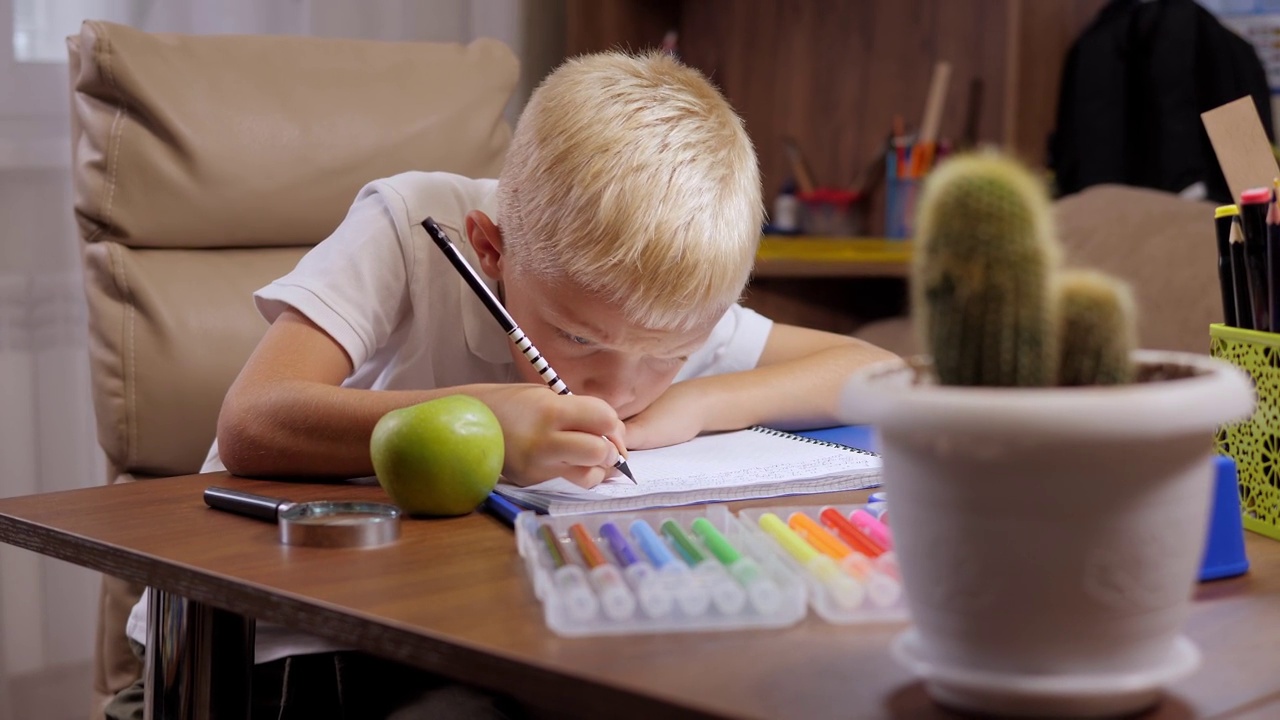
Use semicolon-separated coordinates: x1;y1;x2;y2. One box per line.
110;51;894;719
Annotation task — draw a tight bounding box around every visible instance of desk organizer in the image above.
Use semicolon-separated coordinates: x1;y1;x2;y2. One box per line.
1210;323;1280;541
797;188;866;236
736;504;909;625
885;176;920;239
515;506;807;637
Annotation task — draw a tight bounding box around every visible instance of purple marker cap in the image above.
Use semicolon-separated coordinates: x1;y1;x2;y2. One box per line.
600;522;638;567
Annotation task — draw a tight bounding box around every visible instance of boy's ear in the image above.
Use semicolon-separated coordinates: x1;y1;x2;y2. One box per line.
465;210;505;280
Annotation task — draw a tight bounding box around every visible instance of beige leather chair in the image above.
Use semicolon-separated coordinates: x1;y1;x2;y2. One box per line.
855;185;1221;357
69;21;518;718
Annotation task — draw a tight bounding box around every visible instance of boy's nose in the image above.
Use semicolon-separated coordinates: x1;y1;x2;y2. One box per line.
583;376;636;412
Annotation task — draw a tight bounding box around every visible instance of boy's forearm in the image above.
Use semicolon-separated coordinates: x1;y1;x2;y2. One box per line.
217;382;502;478
694;342;897;432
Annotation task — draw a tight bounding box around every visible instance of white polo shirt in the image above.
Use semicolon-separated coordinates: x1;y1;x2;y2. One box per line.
127;171;773;662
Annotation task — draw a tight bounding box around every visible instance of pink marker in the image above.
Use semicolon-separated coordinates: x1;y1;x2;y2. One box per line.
850;509;893;551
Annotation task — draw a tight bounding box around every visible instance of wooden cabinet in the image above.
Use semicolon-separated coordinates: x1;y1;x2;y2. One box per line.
565;0;1107;333
567;0;1106;199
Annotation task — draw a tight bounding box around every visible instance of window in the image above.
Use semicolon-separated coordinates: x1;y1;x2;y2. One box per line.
13;0;135;62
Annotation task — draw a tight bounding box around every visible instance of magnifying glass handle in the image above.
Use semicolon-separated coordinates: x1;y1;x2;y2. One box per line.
204;487;291;523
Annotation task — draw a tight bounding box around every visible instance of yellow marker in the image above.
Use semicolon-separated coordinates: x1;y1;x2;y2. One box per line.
759;513;863;610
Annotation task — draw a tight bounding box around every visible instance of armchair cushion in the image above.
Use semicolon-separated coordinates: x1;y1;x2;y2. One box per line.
71;21;517;249
854;185;1220;358
70;21;519;477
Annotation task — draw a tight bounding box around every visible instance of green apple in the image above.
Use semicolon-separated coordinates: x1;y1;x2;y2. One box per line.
370;395;505;516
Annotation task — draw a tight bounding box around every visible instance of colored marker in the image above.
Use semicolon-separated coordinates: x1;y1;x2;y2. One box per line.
849;509;893;551
1240;188;1271;331
843;551;901;607
661;519;746;615
537;525;598;621
758;513;863;609
600;521;671;618
1229;217;1254;330
874;551;901;581
789;512;900;608
569;524;636;620
789;512;856;558
1215;205;1240;327
835;508;899;578
482;492;522;528
691;517;781;613
1269;197;1280;331
630;519;709;616
817;507;886;557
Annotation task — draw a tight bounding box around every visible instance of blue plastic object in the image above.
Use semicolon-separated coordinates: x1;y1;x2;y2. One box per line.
796;425;878;453
1199;455;1250;582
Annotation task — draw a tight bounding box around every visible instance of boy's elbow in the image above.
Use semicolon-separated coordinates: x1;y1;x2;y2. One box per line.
215;396;272;477
842;336;900;364
215;414;254;477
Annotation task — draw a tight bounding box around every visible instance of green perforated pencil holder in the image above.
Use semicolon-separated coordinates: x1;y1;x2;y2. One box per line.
1210;323;1280;541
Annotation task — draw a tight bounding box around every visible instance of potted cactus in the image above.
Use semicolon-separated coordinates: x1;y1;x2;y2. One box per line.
841;154;1254;717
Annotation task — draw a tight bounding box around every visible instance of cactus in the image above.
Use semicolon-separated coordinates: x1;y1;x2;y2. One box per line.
1056;270;1137;386
913;152;1062;386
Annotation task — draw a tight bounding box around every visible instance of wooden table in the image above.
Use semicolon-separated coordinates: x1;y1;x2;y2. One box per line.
2;474;1279;719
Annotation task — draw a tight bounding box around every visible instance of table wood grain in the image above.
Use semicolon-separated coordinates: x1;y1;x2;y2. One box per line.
2;474;1278;719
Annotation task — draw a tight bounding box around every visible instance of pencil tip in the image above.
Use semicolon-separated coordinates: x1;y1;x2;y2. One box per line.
617;459;637;484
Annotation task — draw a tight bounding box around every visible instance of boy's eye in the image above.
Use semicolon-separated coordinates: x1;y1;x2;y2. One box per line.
558;329;592;346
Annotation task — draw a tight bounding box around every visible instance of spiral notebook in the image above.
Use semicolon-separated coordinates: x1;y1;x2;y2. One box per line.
494;426;882;516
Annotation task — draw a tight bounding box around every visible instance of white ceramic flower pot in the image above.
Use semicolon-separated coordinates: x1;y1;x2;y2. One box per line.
840;350;1254;718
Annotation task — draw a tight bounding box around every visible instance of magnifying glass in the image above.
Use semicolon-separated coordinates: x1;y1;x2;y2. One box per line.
203;487;401;548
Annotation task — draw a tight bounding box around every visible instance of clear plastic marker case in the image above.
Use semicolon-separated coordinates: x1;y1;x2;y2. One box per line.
736;504;909;625
515;506;807;636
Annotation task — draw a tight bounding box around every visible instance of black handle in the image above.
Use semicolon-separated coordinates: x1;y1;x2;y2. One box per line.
203;487;289;523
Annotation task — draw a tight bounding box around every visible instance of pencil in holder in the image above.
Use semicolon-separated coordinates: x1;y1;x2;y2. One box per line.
1210;323;1280;541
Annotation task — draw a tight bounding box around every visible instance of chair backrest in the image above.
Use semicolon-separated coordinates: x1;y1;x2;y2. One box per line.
853;184;1221;358
1053;184;1219;353
69;21;519;484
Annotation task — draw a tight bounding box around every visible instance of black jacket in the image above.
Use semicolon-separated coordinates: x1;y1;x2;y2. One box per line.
1050;0;1273;203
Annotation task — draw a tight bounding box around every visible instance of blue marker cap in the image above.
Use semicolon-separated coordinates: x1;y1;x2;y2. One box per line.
630;519;676;568
482;493;522;527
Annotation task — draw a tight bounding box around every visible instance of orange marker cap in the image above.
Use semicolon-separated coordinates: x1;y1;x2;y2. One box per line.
788;512;851;560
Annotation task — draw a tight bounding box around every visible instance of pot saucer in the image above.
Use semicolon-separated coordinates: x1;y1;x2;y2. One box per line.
890;629;1200;718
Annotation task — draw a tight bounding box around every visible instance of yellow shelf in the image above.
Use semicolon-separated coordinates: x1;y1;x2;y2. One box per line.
753;236;912;278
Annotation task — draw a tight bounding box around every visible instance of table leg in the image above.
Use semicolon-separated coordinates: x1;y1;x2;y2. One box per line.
144;589;254;720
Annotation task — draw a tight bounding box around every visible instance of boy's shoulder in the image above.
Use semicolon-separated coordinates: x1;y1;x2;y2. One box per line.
369;170;497;195
362;171;497;231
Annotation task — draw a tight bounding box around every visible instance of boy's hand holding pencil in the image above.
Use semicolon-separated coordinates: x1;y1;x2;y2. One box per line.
473;383;628;489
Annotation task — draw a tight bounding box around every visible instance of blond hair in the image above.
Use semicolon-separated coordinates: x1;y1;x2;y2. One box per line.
497;51;761;332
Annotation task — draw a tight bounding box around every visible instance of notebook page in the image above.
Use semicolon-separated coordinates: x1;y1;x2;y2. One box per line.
544;472;880;515
501;428;879;504
592;428;877;498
